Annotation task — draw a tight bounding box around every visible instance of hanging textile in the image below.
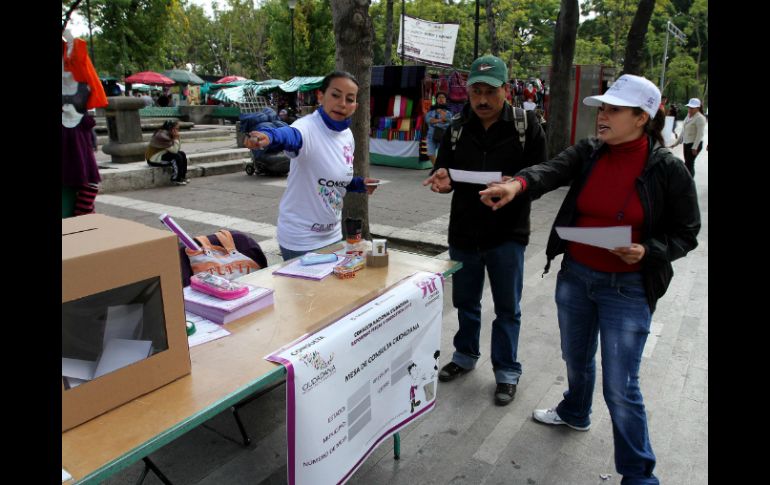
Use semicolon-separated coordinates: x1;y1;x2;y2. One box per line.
62;33;108;217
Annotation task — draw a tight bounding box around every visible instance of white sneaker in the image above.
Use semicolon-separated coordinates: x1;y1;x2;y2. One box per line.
533;408;590;431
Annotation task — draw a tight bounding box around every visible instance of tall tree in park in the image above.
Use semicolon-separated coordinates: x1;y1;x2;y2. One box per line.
71;0;176;76
330;0;376;238
579;0;637;67
265;0;336;79
622;0;656;75
548;0;579;157
384;0;394;65
486;0;500;56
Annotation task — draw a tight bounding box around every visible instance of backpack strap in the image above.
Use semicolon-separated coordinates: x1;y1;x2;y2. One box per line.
449;113;464;152
451;109;528;151
513;107;527;150
214;230;237;253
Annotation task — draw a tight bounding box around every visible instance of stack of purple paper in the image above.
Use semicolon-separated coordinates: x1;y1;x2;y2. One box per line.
183;284;274;324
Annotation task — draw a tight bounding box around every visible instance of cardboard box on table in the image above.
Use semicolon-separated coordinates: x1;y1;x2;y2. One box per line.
62;214;191;432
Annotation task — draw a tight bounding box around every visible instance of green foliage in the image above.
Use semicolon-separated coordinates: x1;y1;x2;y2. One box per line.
661;54;699;101
65;0;706;105
573;37;613;66
369;0;560;77
87;0;176;76
264;0;336;79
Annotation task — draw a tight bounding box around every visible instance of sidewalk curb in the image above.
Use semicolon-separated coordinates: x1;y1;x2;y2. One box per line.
99;158;250;193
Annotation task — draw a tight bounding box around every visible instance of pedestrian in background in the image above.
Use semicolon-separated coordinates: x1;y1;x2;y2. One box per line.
146;120;189;186
478;74;700;485
667;102;679;136
670;97;706;177
424;92;452;166
421;55;548;406
245;71;379;261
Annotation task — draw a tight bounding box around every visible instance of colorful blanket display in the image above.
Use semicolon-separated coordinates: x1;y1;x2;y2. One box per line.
387;95;414;117
371;95;424;141
371;114;423;141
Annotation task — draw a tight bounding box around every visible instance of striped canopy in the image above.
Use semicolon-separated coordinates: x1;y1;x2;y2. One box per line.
278;76;324;93
211;79;285;103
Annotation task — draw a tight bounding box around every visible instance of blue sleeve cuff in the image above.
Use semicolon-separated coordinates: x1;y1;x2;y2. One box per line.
256;126;303;153
346;176;366;193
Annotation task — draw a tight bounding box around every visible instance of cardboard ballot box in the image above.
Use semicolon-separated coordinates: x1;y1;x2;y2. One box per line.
62;214;191;432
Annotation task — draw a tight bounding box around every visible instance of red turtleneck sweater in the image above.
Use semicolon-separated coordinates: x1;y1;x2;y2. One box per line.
568;136;648;273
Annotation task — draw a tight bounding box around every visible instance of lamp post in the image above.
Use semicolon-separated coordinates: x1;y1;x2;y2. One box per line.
659;20;686;92
288;0;297;77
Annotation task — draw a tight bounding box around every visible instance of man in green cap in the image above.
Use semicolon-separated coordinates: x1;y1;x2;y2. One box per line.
422;55;547;406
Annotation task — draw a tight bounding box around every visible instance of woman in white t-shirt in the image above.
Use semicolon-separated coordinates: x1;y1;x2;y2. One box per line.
245;71;378;260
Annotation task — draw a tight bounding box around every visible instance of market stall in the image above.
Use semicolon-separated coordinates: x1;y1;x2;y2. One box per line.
369;65;431;169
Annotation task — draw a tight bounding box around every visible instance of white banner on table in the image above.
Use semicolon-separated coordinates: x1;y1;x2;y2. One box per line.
396;14;460;67
266;271;445;485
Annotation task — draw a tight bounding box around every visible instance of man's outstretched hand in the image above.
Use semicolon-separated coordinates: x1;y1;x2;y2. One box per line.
422;168;452;193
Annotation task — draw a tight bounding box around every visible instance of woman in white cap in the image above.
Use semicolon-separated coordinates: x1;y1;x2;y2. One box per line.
478;74;700;485
670;97;707;176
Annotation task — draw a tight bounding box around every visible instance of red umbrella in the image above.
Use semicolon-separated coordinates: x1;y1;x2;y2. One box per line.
215;75;248;84
125;71;175;86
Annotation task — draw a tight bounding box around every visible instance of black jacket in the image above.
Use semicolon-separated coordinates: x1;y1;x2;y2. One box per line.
516;137;701;313
433;102;548;251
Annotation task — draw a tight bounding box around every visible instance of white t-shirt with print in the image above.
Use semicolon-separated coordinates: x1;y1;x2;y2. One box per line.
277;110;355;251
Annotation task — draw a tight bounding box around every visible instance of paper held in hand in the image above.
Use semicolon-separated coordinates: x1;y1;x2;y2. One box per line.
448;169;502;185
555;226;632;250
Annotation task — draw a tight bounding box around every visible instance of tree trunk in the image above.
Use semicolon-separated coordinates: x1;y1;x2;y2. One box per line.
486;0;499;56
330;0;375;239
384;0;394;65
621;0;655;76
547;0;579;158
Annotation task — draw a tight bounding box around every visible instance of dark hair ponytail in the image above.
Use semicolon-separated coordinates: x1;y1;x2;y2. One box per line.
633;107;665;146
320;70;359;93
162;119;179;131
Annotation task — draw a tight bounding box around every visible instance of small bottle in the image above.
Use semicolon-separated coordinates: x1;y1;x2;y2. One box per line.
344;218;365;257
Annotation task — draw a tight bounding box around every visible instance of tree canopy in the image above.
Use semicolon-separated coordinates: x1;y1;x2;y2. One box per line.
62;0;707;104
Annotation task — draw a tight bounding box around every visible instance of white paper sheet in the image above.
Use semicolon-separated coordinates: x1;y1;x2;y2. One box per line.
93;338;153;378
555;226;632;250
64;377;89;389
272;254;343;280
186;312;231;348
448;169;503;185
62;468;72;482
103;304;143;347
61;358;97;381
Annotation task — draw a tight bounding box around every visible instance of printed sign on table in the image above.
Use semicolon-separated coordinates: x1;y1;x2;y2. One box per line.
266;271;445;485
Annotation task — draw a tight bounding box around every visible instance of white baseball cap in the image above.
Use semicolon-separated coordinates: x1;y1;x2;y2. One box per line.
583;74;661;118
685;98;701;108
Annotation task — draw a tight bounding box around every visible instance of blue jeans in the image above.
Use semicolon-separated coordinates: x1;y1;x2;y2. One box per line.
279;245;312;261
554;257;658;485
448;241;525;385
279;242;342;262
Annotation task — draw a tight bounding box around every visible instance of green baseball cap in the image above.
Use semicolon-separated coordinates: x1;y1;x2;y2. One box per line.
467;55;508;87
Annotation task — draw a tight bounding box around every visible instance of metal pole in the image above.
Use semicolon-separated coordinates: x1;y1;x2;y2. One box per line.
474;0;480;59
660;21;671;91
401;0;405;65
